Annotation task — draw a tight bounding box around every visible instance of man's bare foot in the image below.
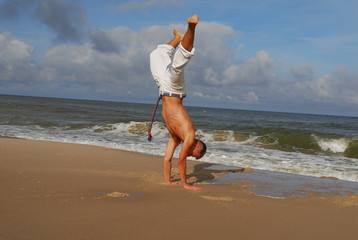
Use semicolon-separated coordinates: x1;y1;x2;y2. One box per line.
173;29;184;41
164;181;179;185
183;183;202;191
187;14;199;25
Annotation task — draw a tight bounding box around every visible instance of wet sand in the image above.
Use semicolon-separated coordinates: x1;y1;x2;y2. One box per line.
1;138;357;240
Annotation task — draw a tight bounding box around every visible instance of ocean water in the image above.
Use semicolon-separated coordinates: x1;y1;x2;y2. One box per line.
1;94;357;183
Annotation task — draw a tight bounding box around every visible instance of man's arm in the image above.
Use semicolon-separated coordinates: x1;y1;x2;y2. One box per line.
163;136;180;183
177;134;202;190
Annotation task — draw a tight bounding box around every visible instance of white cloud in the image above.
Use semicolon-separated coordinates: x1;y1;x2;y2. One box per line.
31;24;172;98
290;63;314;81
223;50;279;85
244;91;260;103
309;74;332;99
203;67;221;85
331;67;358;105
294;74;333;102
279;66;358;106
0;32;36;82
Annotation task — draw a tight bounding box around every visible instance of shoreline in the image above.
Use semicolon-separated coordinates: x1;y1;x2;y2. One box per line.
1;138;358;240
2;136;357;198
0;136;358;189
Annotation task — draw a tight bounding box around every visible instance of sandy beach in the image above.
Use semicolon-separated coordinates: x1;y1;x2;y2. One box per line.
1;138;357;240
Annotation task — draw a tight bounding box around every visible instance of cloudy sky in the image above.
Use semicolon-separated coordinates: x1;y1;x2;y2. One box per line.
0;0;357;116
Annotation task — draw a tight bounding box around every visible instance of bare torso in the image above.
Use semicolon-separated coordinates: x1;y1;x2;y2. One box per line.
161;96;195;141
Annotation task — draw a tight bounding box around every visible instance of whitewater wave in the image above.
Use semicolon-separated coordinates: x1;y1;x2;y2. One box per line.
312;135;350;153
3;120;357;159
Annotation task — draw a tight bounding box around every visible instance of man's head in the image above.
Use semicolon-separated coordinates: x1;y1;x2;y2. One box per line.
189;139;207;159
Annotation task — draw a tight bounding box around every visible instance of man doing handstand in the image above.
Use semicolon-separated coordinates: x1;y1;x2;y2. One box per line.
149;15;206;191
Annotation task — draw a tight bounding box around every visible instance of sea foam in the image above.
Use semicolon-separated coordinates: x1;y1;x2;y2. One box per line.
312;135;350;153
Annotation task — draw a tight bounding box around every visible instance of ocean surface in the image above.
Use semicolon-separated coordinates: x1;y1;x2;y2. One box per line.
1;94;357;183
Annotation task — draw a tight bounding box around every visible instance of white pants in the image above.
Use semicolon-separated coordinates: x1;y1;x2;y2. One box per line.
150;43;195;96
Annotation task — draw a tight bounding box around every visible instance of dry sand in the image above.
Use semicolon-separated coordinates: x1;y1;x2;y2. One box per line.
1;138;357;240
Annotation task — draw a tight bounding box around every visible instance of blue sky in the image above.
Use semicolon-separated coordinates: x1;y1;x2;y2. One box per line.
0;0;357;116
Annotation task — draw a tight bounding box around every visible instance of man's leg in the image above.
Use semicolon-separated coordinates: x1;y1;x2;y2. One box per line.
167;29;184;48
181;15;199;51
169;15;199;85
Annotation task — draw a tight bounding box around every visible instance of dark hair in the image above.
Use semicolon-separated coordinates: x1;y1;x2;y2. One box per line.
195;139;207;159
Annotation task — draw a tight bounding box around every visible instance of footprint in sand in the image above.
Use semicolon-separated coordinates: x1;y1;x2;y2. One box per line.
95;191;131;200
95;191;144;200
200;195;235;202
106;192;131;198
